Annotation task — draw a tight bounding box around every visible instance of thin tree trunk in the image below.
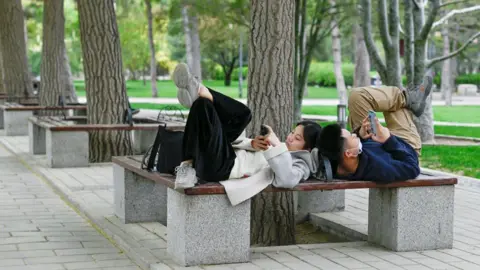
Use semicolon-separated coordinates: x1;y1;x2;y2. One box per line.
145;0;158;97
441;21;452;106
62;45;78;103
181;5;202;80
0;47;5;94
0;0;34;100
331;5;347;105
248;0;295;246
40;0;76;111
450;24;458;97
77;0;133;163
354;24;371;87
189;14;202;81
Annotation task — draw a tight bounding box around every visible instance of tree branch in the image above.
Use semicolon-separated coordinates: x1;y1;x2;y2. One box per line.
378;0;393;48
426;31;480;68
360;0;387;80
432;5;480;29
418;0;440;41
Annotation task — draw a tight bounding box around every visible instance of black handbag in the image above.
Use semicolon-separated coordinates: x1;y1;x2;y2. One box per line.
142;124;184;175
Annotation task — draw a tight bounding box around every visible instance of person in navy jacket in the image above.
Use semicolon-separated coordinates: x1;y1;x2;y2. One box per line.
318;75;433;183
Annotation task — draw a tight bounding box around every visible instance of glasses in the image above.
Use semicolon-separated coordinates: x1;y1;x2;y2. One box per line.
345;147;362;155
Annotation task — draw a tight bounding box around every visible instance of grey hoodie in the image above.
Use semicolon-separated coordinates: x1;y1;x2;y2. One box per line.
220;138;326;206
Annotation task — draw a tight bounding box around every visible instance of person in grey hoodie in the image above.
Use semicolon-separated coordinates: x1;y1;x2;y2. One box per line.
172;63;326;204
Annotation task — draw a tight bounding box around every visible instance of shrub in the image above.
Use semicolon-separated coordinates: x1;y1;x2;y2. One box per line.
210;62;355;87
307;62;355;87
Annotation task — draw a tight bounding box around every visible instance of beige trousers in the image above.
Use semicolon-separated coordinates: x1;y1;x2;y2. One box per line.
347;86;421;152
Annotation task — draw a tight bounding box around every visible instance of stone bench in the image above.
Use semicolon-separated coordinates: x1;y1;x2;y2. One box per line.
112;155;457;267
28;116;182;168
0;103;87;135
457;84;478;96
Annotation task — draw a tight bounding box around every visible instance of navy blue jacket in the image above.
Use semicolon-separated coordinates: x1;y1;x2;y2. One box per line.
343;135;420;183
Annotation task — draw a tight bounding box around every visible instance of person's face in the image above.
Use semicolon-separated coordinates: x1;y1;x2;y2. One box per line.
286;125;306;151
341;129;361;157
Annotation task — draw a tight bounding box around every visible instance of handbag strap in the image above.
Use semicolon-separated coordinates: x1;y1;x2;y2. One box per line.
145;123;166;171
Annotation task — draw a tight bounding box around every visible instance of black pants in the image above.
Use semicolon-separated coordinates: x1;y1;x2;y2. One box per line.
182;89;252;182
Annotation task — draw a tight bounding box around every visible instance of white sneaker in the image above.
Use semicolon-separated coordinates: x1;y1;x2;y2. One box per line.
174;162;197;189
173;63;200;108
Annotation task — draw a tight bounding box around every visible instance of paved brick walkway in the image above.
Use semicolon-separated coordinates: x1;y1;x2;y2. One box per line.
0;146;140;270
2;134;480;269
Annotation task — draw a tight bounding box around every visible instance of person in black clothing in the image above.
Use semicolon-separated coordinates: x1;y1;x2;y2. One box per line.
318;75;433;183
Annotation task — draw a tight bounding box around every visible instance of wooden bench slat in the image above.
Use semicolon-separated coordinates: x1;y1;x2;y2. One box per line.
4;105;87;111
112;156;458;196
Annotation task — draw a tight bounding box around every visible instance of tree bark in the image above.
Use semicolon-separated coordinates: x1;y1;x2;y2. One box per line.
77;0;133;163
181;5;202;80
145;0;158;97
331;11;347;105
411;1;436;144
441;21;452;106
40;0;78;111
354;24;371;87
0;47;5;94
62;45;78;103
0;0;34;99
248;0;295;246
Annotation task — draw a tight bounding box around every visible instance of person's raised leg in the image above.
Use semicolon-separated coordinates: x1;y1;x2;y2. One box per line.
348;75;432;152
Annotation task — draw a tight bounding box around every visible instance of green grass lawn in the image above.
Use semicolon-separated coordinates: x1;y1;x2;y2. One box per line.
75;80;339;99
420;146;480;179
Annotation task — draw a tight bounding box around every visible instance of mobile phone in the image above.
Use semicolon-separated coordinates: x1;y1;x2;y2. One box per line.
260;124;269;136
368;111;377;136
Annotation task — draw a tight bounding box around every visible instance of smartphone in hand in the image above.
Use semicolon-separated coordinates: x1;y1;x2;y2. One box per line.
368;111;377;136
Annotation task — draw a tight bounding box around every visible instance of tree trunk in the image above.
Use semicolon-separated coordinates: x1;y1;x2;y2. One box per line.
224;71;232;86
331;10;347;106
62;45;78;103
77;0;132;163
0;48;5;94
145;0;158;97
0;0;34;100
248;0;295;246
354;24;370;87
412;2;435;144
181;5;202;80
441;22;452;106
40;0;77;111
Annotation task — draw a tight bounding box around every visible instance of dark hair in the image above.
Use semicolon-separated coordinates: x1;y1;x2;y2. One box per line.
296;121;322;150
317;123;345;173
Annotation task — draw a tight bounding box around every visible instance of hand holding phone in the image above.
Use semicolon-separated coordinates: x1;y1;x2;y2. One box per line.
260;124;269;136
368;111;377;136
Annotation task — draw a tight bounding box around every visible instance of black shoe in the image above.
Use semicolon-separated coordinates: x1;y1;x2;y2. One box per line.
405;75;433;117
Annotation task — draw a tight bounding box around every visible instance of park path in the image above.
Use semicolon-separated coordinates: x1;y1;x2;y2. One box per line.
0;145;140;270
2;133;480;269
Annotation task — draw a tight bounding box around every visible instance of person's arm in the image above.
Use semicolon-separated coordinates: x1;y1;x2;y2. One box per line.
262;143;310;188
362;119;420;182
363;150;420;182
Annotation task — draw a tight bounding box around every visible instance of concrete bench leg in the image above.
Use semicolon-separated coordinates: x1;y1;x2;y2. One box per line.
29;122;46;155
46;130;89;168
368;185;454;251
113;164;167;225
4;110;33;136
296;190;345;222
167;189;250;266
132;129;157;154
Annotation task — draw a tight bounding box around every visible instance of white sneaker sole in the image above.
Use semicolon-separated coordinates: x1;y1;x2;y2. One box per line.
173;63;198;108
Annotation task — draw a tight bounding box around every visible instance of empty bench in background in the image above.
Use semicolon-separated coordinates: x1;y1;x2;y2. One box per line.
113;155;457;267
28;116;184;168
0;103;87;135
